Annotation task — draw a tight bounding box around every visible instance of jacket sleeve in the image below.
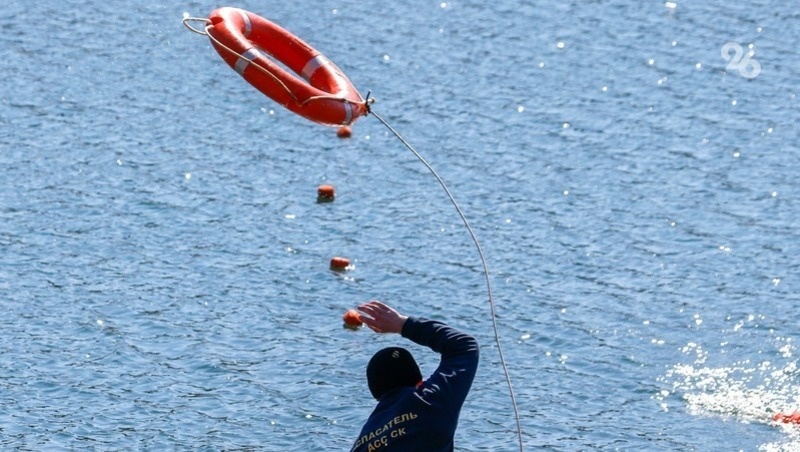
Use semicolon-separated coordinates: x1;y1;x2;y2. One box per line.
401;316;479;413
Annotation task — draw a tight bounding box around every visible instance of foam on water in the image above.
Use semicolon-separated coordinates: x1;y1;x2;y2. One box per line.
660;334;800;450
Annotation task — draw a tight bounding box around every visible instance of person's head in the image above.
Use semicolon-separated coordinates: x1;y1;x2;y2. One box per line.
366;347;423;401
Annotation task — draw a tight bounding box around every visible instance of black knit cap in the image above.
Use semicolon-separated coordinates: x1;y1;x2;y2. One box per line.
367;347;423;400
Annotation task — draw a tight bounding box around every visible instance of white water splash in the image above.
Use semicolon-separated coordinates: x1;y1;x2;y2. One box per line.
659;339;800;451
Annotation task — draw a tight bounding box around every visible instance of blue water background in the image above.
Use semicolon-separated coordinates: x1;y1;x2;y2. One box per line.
2;0;799;450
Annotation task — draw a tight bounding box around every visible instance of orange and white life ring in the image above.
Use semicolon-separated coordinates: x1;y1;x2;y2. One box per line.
205;7;367;127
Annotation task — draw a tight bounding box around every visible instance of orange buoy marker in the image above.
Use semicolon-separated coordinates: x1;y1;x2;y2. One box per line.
343;309;363;328
330;256;350;271
317;184;335;202
774;412;800;425
337;126;352;138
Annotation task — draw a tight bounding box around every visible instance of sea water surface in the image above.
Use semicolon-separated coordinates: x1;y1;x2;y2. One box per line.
1;0;799;450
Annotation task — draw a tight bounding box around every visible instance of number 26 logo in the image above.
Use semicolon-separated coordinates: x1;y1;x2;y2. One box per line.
721;42;761;79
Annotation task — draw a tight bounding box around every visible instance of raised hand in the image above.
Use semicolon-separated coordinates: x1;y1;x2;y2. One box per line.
357;301;408;334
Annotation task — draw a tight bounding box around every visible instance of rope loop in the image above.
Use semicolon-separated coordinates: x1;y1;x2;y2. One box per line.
181;16;211;35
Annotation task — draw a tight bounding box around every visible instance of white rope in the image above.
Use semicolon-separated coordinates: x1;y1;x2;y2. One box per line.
369;107;524;452
181;16;210;35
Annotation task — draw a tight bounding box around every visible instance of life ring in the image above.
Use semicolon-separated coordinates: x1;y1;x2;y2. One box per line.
205;7;367;127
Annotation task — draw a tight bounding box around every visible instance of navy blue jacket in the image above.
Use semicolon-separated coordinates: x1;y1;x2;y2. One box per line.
351;317;479;451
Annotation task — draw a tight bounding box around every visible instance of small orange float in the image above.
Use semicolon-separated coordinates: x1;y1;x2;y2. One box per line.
343;309;363;328
337;126;352;138
330;256;350;271
203;7;367;126
317;184;335;202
